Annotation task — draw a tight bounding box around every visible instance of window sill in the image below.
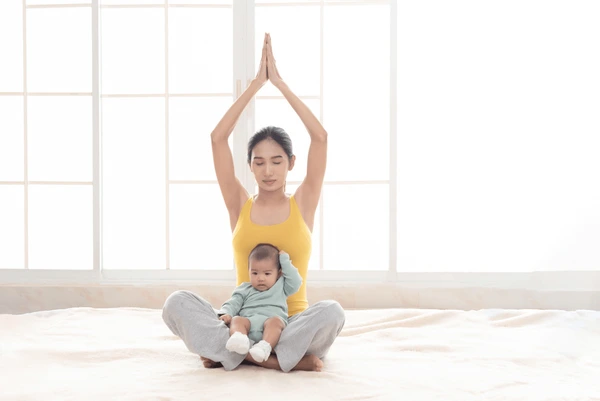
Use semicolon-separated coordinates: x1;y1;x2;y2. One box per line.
2;272;599;314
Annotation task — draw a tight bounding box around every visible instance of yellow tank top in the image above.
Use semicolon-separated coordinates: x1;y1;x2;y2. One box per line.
232;195;312;316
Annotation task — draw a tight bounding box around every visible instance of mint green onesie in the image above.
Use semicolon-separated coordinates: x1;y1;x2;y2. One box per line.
219;253;302;342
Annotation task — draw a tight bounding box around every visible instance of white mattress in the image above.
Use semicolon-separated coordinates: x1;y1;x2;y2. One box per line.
1;307;599;400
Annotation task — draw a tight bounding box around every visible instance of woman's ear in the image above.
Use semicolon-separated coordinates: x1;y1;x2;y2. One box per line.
288;155;296;171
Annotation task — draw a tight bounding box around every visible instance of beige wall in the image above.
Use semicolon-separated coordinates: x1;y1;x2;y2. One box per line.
2;283;599;314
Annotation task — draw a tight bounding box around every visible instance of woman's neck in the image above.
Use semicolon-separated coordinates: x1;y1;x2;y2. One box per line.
254;188;288;204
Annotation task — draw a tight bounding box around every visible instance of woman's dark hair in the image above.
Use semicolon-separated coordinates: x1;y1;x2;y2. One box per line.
247;126;294;164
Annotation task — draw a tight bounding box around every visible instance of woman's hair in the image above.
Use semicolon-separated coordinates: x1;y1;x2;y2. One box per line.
248;243;281;270
247;126;294;164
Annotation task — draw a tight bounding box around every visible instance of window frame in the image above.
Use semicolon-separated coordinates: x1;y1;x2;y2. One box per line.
2;1;597;292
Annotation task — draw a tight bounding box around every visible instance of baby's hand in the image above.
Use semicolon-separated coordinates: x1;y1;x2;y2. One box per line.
219;314;232;325
279;251;292;266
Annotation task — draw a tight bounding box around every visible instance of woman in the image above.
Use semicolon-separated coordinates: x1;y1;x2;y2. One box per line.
162;33;345;372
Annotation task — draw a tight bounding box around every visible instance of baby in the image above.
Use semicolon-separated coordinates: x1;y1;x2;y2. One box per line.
219;243;302;362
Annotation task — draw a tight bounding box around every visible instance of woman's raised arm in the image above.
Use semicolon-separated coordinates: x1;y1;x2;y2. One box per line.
266;33;327;217
211;33;269;227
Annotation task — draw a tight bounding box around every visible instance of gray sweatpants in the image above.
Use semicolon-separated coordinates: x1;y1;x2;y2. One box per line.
162;290;345;372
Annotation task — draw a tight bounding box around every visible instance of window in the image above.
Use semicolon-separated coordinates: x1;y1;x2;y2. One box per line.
396;0;600;273
0;1;94;274
256;1;390;272
1;0;599;285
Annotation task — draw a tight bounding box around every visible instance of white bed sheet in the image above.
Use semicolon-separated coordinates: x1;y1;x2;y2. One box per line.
1;307;599;400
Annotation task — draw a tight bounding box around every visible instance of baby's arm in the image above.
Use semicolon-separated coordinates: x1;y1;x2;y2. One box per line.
279;251;303;297
220;284;249;317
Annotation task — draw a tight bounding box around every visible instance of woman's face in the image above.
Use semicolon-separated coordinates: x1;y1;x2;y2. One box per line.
250;139;295;192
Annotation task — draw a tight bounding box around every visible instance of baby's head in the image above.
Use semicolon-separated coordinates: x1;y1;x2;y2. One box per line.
248;243;282;292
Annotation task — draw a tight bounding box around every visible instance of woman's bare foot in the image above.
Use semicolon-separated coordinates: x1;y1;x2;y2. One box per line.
243;353;323;372
200;356;223;369
293;355;323;372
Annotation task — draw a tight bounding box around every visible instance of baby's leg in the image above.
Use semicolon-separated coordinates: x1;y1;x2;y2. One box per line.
229;316;250;336
226;316;251;355
249;317;285;363
262;317;285;348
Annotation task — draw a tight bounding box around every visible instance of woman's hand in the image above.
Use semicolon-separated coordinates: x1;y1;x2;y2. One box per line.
266;33;284;89
254;33;269;87
219;314;232;326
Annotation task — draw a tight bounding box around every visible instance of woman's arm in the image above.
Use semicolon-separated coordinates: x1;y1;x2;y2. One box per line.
212;34;269;228
266;34;327;218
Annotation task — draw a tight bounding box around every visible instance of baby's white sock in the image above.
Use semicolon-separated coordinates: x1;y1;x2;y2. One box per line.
226;332;250;355
249;340;272;363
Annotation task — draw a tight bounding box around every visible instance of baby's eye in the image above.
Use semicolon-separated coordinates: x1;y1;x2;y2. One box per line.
256;163;264;166
265;273;271;275
252;272;258;275
273;162;281;165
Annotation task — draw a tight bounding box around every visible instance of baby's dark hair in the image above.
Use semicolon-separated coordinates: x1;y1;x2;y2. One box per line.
248;243;281;270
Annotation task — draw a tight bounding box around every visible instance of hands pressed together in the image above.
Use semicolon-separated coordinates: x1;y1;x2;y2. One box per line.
255;33;284;89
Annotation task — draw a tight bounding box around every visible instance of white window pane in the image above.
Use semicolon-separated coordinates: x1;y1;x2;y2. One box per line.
0;97;24;181
28;0;90;4
286;183;321;271
27;8;91;92
101;9;164;94
169;8;232;94
397;1;600;273
255;5;320;97
255;99;320;183
102;0;162;4
0;186;24;269
29;185;92;270
323;5;389;181
0;1;23;92
27;96;92;181
169;97;231;181
324;0;377;2
102;98;166;269
170;184;232;270
169;0;231;4
323;184;388;271
257;1;318;4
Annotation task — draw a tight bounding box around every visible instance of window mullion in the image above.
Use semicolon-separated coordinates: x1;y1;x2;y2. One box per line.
389;0;397;281
92;0;101;281
164;0;170;271
22;0;29;270
232;0;254;192
319;0;324;270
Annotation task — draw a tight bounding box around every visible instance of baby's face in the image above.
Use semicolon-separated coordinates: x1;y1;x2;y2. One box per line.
249;257;280;291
